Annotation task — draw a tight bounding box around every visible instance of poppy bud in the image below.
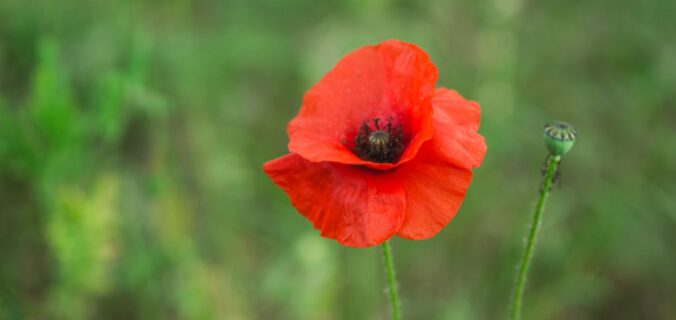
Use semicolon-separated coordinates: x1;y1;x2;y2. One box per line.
544;121;576;156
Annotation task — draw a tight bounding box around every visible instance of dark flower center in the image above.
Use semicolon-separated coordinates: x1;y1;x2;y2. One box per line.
353;117;405;163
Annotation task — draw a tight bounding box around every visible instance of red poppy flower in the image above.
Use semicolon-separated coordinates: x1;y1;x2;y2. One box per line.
263;40;486;247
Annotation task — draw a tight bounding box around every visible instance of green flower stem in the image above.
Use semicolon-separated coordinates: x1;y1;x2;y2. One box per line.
510;154;561;320
382;240;401;320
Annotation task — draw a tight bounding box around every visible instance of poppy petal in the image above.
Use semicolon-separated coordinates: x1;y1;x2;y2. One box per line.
430;88;486;169
288;40;437;170
395;145;474;240
263;153;406;247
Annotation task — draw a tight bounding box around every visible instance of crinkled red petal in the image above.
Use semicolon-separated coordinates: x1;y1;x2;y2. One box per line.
263;153;406;247
429;88;486;169
394;143;475;240
288;39;437;170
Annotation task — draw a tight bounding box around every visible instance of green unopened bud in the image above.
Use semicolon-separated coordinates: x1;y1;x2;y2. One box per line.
544;121;576;156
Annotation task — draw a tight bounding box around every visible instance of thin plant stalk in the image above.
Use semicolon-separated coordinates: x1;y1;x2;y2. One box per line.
382;240;401;320
510;154;560;320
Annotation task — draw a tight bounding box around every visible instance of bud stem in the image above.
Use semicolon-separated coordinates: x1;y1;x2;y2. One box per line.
382;240;401;320
510;154;560;320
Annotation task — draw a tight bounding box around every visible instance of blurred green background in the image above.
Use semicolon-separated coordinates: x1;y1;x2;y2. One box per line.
1;0;675;319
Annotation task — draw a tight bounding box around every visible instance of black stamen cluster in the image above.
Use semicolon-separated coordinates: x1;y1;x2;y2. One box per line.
353;116;404;163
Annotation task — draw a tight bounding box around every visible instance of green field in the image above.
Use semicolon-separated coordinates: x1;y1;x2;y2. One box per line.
1;0;675;319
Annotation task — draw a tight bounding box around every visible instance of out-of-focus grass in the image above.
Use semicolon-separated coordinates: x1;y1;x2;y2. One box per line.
1;0;675;319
